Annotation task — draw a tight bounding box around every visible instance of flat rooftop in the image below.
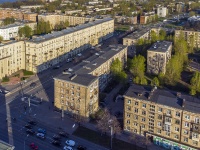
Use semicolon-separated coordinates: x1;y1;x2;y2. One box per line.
148;41;172;53
28;18;113;43
124;28;151;40
0;23;23;29
0;140;15;150
124;84;200;114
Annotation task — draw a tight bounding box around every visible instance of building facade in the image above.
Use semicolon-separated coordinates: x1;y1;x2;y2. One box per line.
0;8;24;20
157;7;168;18
175;30;200;49
25;18;114;73
0;24;24;40
123;84;200;149
23;13;38;22
54;44;127;117
147;41;172;75
0;41;25;79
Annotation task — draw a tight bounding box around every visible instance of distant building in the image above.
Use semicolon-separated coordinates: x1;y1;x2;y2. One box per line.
0;23;24;40
20;5;44;9
123;84;200;150
65;10;82;15
175;30;200;48
147;41;172;75
0;8;24;20
25;18;114;73
23;13;38;22
176;2;185;13
157;7;168;18
54;44;127;118
0;41;25;79
140;12;155;24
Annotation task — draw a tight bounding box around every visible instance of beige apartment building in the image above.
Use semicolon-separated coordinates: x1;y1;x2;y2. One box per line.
124;84;200;150
23;13;38;22
147;41;172;75
0;8;24;20
54;44;127;117
38;14;93;29
175;30;200;48
25;18;114;73
0;41;25;79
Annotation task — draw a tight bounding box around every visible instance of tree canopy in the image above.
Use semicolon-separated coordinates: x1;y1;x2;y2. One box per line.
35;19;51;35
2;17;15;26
18;25;32;38
0;36;3;43
190;71;200;95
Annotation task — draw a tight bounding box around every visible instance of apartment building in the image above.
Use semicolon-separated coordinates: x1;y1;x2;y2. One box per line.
157;7;168;18
140;12;156;24
54;44;127;118
23;13;38;22
147;41;172;75
123;28;160;56
38;14;92;29
123;84;200;150
0;41;25;79
0;8;24;20
0;24;24;40
25;18;114;73
175;30;200;48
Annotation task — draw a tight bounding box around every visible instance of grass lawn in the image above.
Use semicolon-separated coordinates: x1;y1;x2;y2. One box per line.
73;126;145;150
23;70;34;76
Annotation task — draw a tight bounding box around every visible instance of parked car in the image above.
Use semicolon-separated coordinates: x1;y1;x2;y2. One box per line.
65;140;75;146
63;146;73;150
36;133;45;139
37;128;46;134
30;143;38;150
51;140;61;146
77;53;82;57
28;120;37;125
58;131;69;137
53;134;61;140
25;124;32;129
26;129;35;135
53;65;60;69
77;145;87;150
67;58;72;63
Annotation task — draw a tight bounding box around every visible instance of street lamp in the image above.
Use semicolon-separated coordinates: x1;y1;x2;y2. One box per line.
108;119;113;150
24;134;29;150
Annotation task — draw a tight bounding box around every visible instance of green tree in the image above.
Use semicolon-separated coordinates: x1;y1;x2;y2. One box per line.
0;36;3;43
190;71;200;95
2;17;15;26
159;30;166;41
164;55;183;85
189;11;196;16
36;19;51;34
130;55;146;78
150;30;159;43
110;58;127;82
151;77;160;86
18;25;32;38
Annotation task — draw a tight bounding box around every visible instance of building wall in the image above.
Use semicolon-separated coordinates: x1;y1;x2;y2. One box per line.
54;78;99;118
0;41;25;79
175;30;200;48
25;19;114;73
123;95;200;149
0;24;24;40
147;44;172;75
0;9;24;20
23;13;38;22
157;7;168;18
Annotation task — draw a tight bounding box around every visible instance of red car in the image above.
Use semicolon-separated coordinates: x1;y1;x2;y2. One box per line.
30;143;38;150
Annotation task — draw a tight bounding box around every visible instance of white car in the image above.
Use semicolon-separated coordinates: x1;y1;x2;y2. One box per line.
77;53;82;57
36;133;45;139
63;146;73;150
65;140;75;146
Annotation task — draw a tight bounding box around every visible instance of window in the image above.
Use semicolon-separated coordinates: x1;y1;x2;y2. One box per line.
158;115;162;120
165;117;171;123
192;141;198;146
166;132;170;136
175;119;180;125
135;102;138;106
142;118;146;122
157;129;161;134
142;110;146;115
127;99;131;104
127;113;130;118
195;117;199;124
174;135;179;139
184;137;188;142
175;127;179;132
134;115;138;120
175;112;180;117
127;106;131;111
184;122;189;127
127;120;130;124
158;107;162;112
134;108;138;113
185;115;190;120
165;124;170;132
183;130;188;135
133;122;138;126
141;124;145;128
133;129;137;133
192;133;198;138
157;122;162;126
166;110;171;115
142;103;146;108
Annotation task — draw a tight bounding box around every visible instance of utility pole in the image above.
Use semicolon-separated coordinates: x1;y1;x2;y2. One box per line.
110;126;113;150
61;106;64;119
